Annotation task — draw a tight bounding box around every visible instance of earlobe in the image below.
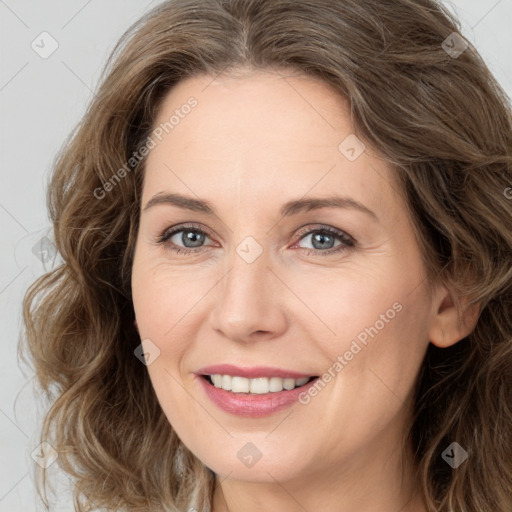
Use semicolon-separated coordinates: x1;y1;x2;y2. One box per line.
428;286;481;348
134;319;139;332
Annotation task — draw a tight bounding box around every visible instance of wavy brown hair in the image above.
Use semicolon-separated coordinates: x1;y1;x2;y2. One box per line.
21;0;512;510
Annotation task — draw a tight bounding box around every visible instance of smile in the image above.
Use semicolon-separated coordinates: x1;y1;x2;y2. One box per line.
205;374;314;393
195;365;320;417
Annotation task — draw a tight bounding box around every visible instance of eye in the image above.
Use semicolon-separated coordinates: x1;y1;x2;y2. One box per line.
293;225;356;256
157;223;214;254
157;223;356;257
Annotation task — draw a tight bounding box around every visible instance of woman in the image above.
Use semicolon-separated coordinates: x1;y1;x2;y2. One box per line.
22;0;512;511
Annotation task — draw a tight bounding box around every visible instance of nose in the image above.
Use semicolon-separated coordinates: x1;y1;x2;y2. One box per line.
208;244;288;344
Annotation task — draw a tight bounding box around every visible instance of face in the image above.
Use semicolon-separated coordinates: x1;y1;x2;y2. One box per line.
131;69;435;485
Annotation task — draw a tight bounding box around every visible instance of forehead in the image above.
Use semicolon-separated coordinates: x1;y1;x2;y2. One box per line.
150;70;351;163
143;70;402;224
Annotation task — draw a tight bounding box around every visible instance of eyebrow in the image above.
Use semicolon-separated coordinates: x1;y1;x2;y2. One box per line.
143;192;378;221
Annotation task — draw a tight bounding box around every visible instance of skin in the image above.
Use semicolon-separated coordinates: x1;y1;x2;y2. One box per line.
131;68;478;512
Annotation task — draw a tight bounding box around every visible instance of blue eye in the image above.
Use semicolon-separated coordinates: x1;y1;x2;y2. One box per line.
158;224;213;254
294;226;355;256
157;224;356;256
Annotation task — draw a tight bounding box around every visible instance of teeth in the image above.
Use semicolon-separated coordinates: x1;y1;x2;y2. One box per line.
249;378;269;394
283;378;296;390
231;376;249;393
221;374;232;391
209;374;312;394
269;377;284;392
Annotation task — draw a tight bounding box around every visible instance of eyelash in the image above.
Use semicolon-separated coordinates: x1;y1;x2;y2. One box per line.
157;223;356;257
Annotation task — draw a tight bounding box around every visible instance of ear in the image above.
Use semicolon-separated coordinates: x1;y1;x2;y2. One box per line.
428;285;481;348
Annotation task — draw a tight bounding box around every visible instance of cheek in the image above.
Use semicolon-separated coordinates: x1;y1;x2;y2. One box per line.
285;262;405;351
305;263;431;408
299;293;430;462
325;285;430;415
131;255;207;352
131;256;205;440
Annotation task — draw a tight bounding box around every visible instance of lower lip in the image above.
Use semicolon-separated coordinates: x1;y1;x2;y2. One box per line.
197;376;318;418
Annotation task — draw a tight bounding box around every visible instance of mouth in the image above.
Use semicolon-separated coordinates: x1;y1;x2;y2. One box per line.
200;374;317;394
195;365;320;417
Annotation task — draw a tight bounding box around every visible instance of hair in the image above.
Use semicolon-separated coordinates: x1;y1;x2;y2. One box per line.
21;0;512;510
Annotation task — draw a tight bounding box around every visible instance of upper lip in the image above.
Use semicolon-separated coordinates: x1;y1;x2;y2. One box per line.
196;364;317;379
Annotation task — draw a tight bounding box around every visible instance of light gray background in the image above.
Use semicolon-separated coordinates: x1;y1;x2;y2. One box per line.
1;1;511;510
